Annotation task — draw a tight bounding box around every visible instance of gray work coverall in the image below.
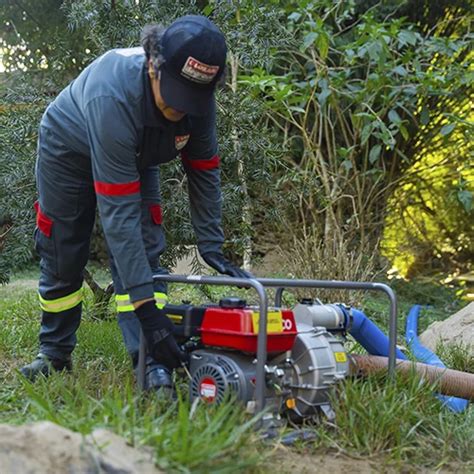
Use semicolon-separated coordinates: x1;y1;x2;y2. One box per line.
34;47;224;364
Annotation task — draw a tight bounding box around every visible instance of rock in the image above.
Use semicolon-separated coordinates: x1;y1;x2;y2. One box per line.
88;428;159;474
419;302;474;354
0;421;162;474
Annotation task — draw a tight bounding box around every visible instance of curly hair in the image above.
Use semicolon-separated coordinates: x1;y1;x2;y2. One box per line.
140;24;166;76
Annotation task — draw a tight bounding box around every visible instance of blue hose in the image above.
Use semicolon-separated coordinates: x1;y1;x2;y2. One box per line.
349;308;406;359
405;305;468;413
346;306;468;412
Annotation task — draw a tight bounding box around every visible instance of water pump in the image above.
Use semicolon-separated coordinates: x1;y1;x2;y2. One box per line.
165;297;350;420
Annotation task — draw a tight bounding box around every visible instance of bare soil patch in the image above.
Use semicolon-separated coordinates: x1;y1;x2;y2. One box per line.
272;447;465;474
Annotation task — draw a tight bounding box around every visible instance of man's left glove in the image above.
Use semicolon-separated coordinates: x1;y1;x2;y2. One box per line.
135;301;188;370
202;251;254;279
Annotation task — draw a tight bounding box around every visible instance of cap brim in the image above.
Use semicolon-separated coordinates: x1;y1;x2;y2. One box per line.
160;68;214;117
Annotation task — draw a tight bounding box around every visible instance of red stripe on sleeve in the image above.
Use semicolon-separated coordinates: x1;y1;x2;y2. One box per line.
94;180;141;196
181;153;220;170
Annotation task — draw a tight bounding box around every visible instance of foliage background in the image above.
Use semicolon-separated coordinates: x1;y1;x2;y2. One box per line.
0;0;472;285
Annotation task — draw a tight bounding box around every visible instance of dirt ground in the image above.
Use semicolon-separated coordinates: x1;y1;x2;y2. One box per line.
272;448;465;474
274;448;379;473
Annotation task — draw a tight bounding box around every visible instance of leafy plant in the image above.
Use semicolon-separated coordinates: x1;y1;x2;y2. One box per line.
241;0;472;278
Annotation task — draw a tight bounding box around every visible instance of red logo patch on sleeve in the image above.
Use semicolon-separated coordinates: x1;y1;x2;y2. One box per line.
181;56;219;84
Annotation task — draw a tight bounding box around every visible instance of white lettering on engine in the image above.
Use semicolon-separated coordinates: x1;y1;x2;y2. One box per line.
200;383;216;399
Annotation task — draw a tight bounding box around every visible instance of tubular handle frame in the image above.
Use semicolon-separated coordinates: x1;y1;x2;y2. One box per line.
138;275;398;416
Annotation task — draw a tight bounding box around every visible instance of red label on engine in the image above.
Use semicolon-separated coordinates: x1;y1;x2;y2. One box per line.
200;377;217;402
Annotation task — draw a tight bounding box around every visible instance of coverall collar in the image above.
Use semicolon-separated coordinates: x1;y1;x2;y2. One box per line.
143;63;169;128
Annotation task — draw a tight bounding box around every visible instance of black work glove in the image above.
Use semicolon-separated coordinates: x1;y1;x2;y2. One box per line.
135;301;188;370
201;251;254;279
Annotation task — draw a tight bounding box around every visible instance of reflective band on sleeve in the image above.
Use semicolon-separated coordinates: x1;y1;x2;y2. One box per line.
154;292;168;309
94;180;141;196
181;152;220;170
39;288;83;313
115;292;168;312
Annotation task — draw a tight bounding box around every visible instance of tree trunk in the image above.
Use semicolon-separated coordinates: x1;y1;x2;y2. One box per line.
229;52;252;270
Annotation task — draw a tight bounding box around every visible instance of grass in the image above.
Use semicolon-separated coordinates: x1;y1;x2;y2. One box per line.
0;280;264;473
19;377;263;473
315;373;473;469
436;341;474;373
0;268;472;472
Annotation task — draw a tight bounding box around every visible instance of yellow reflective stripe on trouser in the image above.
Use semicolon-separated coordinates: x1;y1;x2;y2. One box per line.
115;294;134;312
115;292;168;312
39;287;83;313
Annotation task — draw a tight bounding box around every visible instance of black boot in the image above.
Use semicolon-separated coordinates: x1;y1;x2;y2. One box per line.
20;353;72;381
145;363;172;391
132;353;173;393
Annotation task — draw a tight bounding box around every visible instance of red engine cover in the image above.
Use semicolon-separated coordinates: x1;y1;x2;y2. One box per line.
200;307;297;353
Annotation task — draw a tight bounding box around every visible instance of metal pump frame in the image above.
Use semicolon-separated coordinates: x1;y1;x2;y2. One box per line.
138;275;398;414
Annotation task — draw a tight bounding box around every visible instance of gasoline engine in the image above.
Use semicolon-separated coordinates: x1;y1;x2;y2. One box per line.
165;298;352;421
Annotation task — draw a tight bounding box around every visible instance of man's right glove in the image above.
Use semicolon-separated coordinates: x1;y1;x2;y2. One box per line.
202;251;254;279
135;301;188;370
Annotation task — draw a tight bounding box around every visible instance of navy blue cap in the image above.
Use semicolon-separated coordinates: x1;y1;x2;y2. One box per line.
159;15;227;116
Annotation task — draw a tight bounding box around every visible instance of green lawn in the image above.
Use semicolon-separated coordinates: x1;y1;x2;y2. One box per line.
0;268;472;472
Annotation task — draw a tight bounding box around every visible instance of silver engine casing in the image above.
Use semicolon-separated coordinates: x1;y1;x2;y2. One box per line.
189;324;349;419
190;350;257;404
272;323;349;419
